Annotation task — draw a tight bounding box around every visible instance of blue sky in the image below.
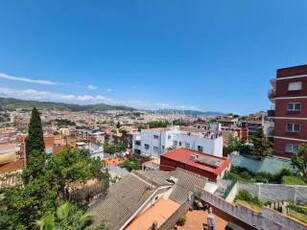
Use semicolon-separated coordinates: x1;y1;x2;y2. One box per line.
0;1;307;114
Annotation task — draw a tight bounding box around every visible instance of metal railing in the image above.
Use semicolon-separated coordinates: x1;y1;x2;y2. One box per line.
222;179;237;199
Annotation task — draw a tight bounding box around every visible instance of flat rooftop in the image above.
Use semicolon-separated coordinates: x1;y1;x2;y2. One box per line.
126;198;180;230
0;143;17;154
177;209;228;230
161;148;230;175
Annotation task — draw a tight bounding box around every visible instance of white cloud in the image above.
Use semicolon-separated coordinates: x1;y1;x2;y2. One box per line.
0;87;114;105
87;84;97;90
153;102;198;110
106;88;112;92
0;87;198;110
0;73;56;85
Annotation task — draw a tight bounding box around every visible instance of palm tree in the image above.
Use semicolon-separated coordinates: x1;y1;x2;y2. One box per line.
36;202;91;230
36;214;55;230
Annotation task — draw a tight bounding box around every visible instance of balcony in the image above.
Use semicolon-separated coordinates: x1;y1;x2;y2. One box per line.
270;79;276;88
268;89;276;100
267;110;275;117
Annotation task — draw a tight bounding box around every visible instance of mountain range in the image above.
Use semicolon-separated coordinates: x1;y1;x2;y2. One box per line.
0;97;135;112
0;97;225;116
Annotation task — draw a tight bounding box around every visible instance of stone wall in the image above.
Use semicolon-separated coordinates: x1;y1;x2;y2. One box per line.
237;183;307;203
159;201;189;230
197;188;307;230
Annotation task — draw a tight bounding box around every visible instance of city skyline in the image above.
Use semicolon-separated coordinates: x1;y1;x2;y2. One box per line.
1;1;307;114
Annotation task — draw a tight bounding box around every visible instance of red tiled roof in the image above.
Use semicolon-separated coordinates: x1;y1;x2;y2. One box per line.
161;148;230;176
0;159;24;173
105;157;123;166
149;127;172;131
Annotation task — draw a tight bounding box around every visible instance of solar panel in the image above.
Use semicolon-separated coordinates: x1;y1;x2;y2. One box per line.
195;157;222;167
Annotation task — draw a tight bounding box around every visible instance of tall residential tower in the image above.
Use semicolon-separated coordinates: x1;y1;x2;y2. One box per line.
269;64;307;158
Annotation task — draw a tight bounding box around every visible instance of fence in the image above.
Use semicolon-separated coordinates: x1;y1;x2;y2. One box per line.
195;187;307;230
237;182;307;204
158;201;189;230
222;179;237;200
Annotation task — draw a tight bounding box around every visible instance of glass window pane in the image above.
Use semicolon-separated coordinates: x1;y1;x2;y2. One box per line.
288;82;302;91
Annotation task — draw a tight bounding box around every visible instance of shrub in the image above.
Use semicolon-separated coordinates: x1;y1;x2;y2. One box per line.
254;172;273;183
235;189;253;202
239;171;252;180
235;189;264;209
288;203;307;215
176;215;186;226
280;168;293;176
282;176;307;185
120;160;140;172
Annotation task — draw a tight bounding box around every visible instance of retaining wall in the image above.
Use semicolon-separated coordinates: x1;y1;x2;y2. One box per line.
237;183;307;203
197;188;307;230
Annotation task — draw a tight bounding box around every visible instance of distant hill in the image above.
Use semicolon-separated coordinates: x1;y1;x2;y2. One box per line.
202;111;227;116
0;97;135;112
153;109;226;116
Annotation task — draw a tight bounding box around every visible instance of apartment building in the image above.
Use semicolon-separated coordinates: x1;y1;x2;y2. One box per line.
269;64;307;158
132;126;223;157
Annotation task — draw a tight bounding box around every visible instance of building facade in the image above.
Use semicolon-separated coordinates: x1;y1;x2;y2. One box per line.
132;126;223;157
269;64;307;158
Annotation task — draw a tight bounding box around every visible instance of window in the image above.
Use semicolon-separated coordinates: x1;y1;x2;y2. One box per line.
185;142;190;149
288;82;302;91
179;141;182;146
144;144;150;150
285;144;299;153
286;123;300;132
197;145;203;152
153;146;159;152
173;141;178;147
287;103;301;111
153;135;159;139
135;140;141;146
168;135;171;140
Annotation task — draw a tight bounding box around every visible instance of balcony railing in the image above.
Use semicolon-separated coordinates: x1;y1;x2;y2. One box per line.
268;89;276;99
267;110;275;117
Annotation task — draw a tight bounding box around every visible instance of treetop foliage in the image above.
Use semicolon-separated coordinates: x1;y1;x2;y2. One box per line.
292;144;307;177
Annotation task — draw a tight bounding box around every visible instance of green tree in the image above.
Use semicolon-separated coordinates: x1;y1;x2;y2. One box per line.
227;135;241;152
36;202;91;230
24;107;46;183
23;150;46;184
0;177;57;230
173;119;185;126
250;128;272;157
292;144;307;178
103;143;126;154
120;160;140;172
54;119;76;127
137;124;146;132
45;148;103;199
148;120;168;128
0;147;104;230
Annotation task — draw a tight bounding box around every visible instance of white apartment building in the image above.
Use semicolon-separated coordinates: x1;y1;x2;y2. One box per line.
132;126;223;157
